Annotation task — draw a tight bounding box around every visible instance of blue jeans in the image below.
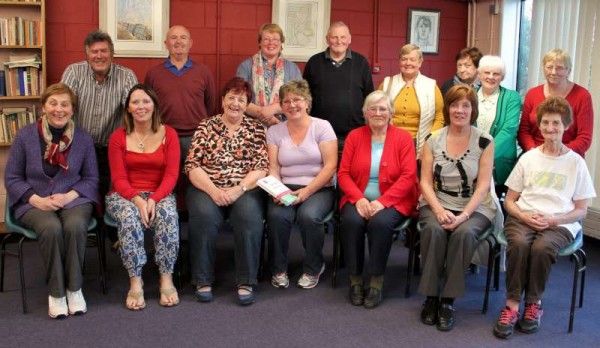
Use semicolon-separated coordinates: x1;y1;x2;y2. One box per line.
186;186;266;286
267;185;335;275
340;203;405;276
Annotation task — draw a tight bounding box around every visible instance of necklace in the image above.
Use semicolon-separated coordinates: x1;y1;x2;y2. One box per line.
133;129;150;149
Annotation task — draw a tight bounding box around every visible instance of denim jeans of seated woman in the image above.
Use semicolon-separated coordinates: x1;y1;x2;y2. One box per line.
267;185;335;276
186;186;266;287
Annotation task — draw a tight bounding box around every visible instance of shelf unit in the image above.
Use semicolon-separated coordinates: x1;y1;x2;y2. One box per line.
0;0;45;221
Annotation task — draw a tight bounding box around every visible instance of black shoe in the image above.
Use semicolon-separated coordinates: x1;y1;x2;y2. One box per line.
363;288;382;309
437;303;455;331
421;297;439;325
238;285;255;306
349;285;364;306
195;286;213;303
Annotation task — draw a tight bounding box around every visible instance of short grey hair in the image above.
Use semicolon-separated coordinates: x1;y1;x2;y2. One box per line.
362;90;395;117
478;55;506;77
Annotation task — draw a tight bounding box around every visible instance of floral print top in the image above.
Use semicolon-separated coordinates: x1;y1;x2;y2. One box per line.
184;114;268;188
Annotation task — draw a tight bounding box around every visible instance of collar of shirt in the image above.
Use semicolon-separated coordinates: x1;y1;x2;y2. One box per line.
477;87;500;104
165;58;193;76
325;48;352;67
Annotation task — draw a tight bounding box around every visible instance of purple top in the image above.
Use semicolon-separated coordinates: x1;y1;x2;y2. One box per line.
4;123;100;219
267;117;336;186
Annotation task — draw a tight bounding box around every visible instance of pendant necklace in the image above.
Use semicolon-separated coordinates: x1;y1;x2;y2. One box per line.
134;129;150;149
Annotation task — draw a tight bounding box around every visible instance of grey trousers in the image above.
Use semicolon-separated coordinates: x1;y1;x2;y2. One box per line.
417;205;491;298
504;216;573;304
20;203;93;298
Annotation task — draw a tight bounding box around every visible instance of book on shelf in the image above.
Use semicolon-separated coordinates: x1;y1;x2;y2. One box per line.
0;70;5;96
257;175;298;206
0;16;42;46
0;105;36;143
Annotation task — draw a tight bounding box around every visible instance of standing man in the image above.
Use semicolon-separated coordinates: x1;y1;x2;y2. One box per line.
61;29;138;199
303;21;374;156
145;25;216;157
61;29;138;246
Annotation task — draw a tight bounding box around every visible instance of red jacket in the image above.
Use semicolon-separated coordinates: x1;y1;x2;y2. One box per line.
338;125;418;216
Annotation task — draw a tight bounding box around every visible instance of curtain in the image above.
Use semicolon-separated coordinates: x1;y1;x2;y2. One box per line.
528;0;600;210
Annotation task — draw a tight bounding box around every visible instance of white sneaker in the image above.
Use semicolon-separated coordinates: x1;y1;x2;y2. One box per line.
48;295;68;319
297;263;326;289
271;272;289;289
66;289;87;315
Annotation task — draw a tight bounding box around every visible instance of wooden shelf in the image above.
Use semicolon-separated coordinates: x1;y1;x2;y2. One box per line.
0;1;41;7
0;45;43;48
0;95;40;100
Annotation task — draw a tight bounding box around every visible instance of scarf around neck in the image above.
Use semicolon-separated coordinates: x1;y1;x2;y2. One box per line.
38;115;74;171
251;51;285;106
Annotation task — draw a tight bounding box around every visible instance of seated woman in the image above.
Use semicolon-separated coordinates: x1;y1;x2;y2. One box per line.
338;90;418;309
493;97;596;339
185;77;268;306
418;85;497;331
5;83;99;318
267;79;337;290
106;84;180;310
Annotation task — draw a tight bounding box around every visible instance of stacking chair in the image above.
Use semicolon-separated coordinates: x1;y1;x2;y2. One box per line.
493;229;586;333
331;216;414;295
1;200;104;314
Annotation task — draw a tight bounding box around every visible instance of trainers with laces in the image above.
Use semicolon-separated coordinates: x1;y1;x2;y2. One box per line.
518;302;543;334
48;295;68;319
493;306;520;338
66;289;87;315
297;263;325;289
271;272;289;289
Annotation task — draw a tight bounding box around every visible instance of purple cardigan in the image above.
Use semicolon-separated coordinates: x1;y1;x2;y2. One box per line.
4;123;100;219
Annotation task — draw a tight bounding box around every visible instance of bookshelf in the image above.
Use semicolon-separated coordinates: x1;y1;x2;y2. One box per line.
0;0;45;221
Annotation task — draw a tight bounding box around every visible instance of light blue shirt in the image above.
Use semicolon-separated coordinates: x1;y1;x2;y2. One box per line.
364;141;383;200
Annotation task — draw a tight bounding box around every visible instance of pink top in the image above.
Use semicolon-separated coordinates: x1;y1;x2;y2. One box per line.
108;125;180;202
267;117;336;186
518;83;593;157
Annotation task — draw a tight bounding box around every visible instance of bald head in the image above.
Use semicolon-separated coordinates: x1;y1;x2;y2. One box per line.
165;25;193;60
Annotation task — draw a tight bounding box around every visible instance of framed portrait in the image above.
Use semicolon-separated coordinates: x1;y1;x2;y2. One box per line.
407;8;440;55
99;0;169;58
272;0;331;62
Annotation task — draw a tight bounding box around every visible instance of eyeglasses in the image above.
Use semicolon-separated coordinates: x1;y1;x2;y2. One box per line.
544;65;567;73
282;98;305;106
367;107;389;114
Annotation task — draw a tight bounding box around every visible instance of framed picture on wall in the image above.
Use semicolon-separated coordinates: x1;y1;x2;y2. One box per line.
99;0;169;57
407;8;440;55
272;0;331;62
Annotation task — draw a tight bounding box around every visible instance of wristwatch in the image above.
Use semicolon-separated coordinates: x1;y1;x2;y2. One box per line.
240;184;248;193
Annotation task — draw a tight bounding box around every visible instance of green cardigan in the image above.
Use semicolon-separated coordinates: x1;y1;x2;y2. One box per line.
477;86;522;186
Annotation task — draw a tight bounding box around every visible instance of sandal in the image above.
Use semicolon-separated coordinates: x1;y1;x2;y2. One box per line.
238;284;255;306
159;287;179;307
195;285;213;303
126;290;146;310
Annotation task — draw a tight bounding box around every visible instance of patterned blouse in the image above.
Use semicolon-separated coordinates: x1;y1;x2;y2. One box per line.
184;114;269;188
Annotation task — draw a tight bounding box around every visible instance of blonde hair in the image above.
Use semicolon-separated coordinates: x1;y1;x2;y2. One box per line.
399;44;423;62
542;49;572;70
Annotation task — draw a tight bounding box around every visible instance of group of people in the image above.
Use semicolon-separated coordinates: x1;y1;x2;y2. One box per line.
4;20;596;341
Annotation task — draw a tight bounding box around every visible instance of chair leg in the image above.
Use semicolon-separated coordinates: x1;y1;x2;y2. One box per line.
405;228;415;298
1;234;9;292
578;249;586;308
331;223;339;288
95;228;107;295
17;237;28;314
482;238;496;314
568;251;582;333
493;251;500;291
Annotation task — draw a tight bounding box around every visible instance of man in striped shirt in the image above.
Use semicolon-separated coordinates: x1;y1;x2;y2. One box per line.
61;29;138;243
